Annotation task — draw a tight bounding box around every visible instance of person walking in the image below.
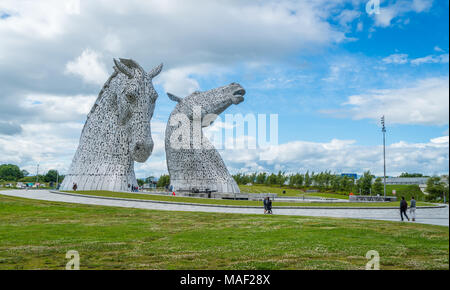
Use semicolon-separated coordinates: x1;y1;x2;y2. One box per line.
410;196;416;222
267;198;273;214
72;183;77;191
263;197;269;214
400;196;409;221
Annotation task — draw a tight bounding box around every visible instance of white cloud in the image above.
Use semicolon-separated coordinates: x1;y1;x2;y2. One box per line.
219;135;449;176
65;49;109;85
382;53;409;64
356;21;364;31
102;33;123;54
410;53;449;65
155;67;201;97
22;94;96;123
335;9;361;30
0;0;72;39
381;52;449;66
336;77;449;125
373;0;433;27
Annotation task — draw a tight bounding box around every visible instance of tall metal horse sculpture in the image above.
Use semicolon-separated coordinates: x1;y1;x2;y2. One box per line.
60;58;163;192
165;83;246;194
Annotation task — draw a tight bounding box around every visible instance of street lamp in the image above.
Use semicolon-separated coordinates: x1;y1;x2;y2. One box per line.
56;171;59;190
381;116;387;200
35;163;39;186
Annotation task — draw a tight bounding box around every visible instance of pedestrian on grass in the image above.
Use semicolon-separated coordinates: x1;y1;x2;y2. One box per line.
400;196;409;221
410;197;416;222
73;183;77;191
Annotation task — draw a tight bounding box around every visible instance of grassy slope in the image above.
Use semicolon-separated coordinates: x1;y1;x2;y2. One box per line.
239;184;426;201
63;190;434;207
239;184;350;199
0;195;448;270
384;185;426;201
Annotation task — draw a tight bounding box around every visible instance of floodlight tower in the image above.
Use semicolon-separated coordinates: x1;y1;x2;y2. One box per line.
35;163;39;185
381;116;387;200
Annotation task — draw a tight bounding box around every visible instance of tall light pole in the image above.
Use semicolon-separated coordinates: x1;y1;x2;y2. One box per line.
381;116;387;200
35;163;39;185
56;171;59;190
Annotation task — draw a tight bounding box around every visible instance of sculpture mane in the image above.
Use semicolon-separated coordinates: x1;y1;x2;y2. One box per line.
60;58;163;192
165;83;246;194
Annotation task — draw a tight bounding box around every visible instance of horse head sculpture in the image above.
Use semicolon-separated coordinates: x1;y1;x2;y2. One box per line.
60;58;163;192
165;83;246;194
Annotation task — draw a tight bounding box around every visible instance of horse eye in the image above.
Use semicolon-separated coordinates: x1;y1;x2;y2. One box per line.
126;93;136;102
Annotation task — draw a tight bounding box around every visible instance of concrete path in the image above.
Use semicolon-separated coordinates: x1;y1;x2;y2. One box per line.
1;190;448;226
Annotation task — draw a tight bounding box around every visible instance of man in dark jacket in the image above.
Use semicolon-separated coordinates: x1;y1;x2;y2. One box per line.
400;196;409;221
263;197;269;214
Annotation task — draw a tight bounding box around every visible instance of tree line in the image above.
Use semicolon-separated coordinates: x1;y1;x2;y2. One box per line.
0;164;64;183
232;170;379;194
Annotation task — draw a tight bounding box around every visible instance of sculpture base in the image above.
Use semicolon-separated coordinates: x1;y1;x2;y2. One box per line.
60;174;136;192
170;179;240;194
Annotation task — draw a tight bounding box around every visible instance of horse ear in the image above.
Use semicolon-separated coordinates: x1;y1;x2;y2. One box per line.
119;58;145;73
114;58;133;79
148;63;163;79
167;93;182;103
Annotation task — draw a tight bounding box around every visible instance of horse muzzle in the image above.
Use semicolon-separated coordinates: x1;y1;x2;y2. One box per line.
131;139;154;162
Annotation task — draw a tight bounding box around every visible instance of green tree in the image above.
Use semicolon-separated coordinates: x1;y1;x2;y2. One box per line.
157;174;170;188
399;173;424;178
372;177;383;195
276;171;288;187
330;175;341;192
304;171;311;187
0;164;24;181
426;176;449;202
255;173;267;184
137;179;145;186
44;170;59;182
360;171;373;195
265;173;277;185
340;176;354;193
289;173;304;187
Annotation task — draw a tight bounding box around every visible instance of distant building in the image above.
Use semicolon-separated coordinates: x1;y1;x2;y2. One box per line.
341;173;357;179
383;177;429;185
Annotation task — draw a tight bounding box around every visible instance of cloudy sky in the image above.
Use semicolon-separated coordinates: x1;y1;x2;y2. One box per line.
0;0;448;178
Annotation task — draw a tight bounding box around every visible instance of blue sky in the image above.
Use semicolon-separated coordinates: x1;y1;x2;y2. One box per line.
0;0;448;178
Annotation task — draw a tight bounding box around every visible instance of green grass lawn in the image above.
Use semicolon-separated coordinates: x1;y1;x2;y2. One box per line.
62;190;435;207
239;184;427;201
239;184;350;199
0;195;447;270
384;185;426;201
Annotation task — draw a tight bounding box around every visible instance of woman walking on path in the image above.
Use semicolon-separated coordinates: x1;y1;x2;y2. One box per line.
400;196;409;221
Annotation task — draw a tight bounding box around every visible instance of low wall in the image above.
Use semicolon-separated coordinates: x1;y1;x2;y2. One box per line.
349;195;397;202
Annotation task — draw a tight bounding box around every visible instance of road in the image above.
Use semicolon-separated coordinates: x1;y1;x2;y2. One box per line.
1;190;448;226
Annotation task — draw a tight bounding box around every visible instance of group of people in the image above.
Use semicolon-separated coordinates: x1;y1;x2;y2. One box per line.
400;196;417;222
128;184;139;192
263;197;273;214
261;196;418;221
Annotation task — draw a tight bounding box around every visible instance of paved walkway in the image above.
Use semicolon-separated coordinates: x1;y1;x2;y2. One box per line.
1;190;448;226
